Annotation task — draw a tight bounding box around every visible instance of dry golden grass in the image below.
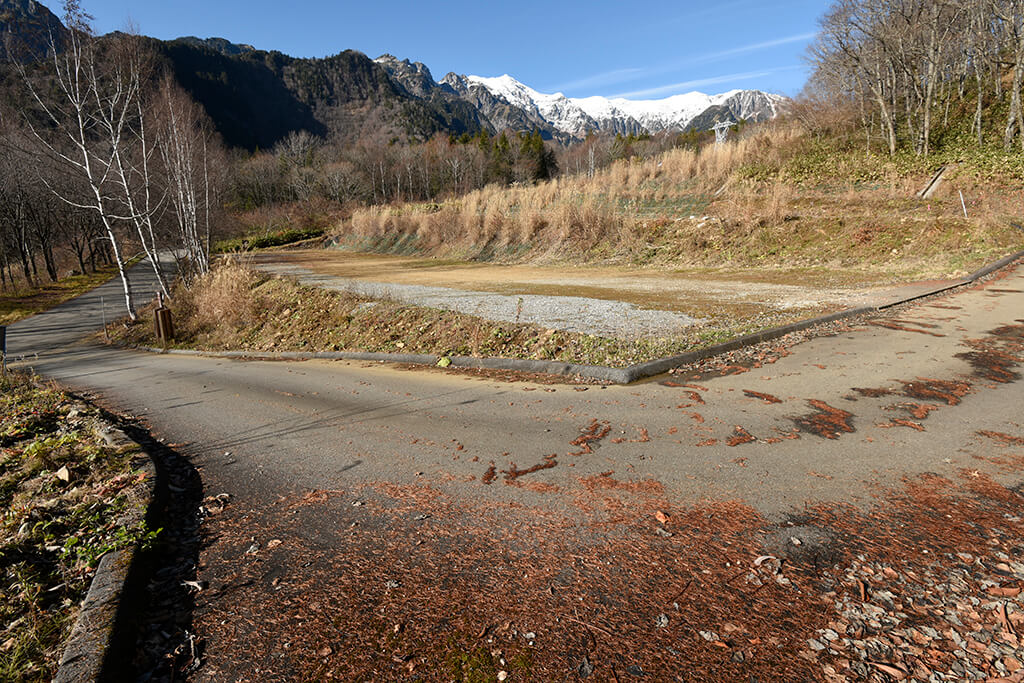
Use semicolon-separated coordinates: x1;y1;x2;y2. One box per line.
115;263;789;367
337;123;1023;276
174;260;261;332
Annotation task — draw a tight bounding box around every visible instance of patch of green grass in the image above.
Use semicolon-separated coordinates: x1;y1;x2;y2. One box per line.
445;644;498;682
0;266;122;327
215;226;326;253
0;373;151;683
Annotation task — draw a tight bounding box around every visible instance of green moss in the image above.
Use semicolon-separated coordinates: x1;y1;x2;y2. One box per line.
444;644;498;682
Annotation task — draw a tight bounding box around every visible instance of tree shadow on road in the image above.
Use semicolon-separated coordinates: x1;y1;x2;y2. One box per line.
103;420;205;682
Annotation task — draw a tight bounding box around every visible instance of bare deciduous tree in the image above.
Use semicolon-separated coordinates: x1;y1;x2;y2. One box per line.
154;76;222;280
18;1;141;317
806;0;1023;155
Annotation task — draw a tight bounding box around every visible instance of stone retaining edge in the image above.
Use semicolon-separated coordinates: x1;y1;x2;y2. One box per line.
53;434;157;683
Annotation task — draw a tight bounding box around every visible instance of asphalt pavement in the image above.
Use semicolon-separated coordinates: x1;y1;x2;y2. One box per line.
8;257;1024;681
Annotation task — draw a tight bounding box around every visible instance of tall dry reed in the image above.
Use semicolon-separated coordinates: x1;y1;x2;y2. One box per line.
341;123;809;260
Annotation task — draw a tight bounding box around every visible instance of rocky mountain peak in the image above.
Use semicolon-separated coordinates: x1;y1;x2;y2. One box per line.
374;53;436;97
464;73;787;137
0;0;65;62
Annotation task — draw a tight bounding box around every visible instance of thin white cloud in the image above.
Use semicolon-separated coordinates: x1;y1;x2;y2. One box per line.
548;68;645;93
553;31;816;99
694;32;817;64
611;66;801;99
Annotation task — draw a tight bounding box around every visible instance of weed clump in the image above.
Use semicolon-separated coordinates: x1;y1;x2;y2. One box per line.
0;373;152;682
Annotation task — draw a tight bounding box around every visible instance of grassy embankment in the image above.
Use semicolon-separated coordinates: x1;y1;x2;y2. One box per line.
0;265;125;327
115;120;1024;367
0;372;153;682
337;122;1024;279
110;260;812;368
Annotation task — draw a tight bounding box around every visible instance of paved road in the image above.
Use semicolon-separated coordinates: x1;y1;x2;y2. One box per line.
9;258;1024;681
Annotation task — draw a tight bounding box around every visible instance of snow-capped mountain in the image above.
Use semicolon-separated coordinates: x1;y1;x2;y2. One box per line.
462;73;786;138
374;55;786;141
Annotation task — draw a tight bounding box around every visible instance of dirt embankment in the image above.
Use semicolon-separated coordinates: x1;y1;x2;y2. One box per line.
109;261;842;368
0;373;151;682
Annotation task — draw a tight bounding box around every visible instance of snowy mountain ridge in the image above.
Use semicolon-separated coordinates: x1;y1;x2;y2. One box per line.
463;73;785;137
374;55;787;141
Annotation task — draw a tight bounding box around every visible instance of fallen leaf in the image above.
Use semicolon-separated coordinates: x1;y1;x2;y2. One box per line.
1000;603;1017;635
655;510;669;524
55;466;70;482
869;662;907;680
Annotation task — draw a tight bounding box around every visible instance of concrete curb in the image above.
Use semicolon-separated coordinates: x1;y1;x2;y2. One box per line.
126;345;637;384
120;249;1024;385
53;429;157;683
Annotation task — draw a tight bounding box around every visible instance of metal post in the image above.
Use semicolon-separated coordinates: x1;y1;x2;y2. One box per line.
101;296;109;341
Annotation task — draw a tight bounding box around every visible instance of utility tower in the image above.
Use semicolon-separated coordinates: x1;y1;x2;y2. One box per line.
712;120;736;145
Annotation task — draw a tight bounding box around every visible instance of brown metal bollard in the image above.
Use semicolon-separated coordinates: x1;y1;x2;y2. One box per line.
153;292;174;342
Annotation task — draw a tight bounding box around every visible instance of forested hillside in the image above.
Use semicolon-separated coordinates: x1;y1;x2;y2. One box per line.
806;0;1024;156
154;41;487;150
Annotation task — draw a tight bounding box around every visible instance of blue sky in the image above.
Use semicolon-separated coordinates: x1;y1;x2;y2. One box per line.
72;0;828;99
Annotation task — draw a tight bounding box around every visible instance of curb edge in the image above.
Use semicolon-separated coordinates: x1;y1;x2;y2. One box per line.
52;433;157;683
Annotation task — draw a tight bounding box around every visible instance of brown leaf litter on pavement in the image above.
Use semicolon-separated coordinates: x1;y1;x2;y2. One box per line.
569;419;613;456
791;400;856;440
955;324;1024;385
893;402;942;420
898;378;971;406
978;431;1024;447
503;455;558;481
875;417;926;432
178;451;1024;682
742;390;784;404
726;426;757;447
868;320;946;337
852;387;897;398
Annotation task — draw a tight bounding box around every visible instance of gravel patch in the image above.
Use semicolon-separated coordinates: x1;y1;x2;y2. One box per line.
255;263;702;339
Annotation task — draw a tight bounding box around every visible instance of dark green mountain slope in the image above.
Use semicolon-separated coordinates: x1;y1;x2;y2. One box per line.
155;41;487;150
0;0;64;63
0;1;487;151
